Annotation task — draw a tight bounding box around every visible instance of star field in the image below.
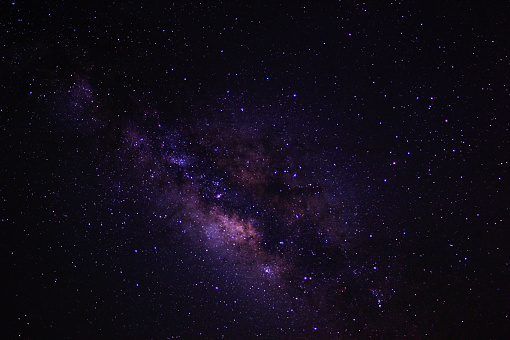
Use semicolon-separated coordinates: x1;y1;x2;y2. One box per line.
2;2;509;339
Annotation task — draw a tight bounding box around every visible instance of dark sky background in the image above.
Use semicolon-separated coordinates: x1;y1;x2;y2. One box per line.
2;1;509;339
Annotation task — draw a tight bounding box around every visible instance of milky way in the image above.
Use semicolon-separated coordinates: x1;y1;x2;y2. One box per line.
38;73;402;337
3;2;509;339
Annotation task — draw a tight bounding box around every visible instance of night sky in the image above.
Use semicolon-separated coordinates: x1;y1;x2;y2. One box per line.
2;1;509;339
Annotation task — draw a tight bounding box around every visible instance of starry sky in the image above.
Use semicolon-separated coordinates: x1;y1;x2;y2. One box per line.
2;1;509;339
